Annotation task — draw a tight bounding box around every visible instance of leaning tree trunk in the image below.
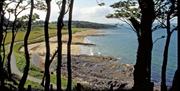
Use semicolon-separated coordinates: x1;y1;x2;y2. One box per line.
57;0;66;91
66;0;74;90
133;0;155;91
44;0;51;91
18;0;34;90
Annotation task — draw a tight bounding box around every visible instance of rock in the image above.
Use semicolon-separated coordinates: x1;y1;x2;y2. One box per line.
33;55;134;90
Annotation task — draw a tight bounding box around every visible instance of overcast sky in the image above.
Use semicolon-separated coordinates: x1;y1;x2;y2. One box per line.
34;0;120;24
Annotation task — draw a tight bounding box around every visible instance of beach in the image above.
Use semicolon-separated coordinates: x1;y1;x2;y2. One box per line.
20;28;101;55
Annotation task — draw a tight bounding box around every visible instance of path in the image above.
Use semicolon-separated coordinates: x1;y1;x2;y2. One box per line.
11;52;42;83
11;52;57;88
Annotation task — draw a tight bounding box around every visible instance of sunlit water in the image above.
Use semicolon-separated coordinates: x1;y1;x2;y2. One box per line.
80;24;177;86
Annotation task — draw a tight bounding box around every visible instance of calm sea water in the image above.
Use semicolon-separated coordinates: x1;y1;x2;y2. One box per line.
80;24;177;86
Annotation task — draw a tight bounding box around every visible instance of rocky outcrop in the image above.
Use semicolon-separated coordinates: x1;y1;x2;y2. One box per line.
31;54;134;90
54;55;134;90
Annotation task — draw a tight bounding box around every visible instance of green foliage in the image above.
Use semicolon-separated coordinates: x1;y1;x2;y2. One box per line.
25;80;43;90
107;0;140;19
34;0;47;10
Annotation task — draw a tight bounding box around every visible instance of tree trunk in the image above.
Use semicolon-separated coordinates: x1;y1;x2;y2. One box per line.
57;0;66;91
7;1;22;78
44;0;51;91
0;0;4;62
18;0;34;90
66;0;74;90
0;0;4;51
161;32;171;91
171;1;180;90
0;0;5;88
7;18;16;78
161;8;173;91
161;1;176;91
133;0;155;90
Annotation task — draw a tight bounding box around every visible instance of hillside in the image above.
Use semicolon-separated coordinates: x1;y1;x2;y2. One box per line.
33;21;116;29
64;21;116;29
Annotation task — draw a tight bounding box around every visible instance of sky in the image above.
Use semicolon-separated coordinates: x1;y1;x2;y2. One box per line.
34;0;120;24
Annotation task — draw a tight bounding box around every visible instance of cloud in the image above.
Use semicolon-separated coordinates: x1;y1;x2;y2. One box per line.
5;0;119;23
72;6;117;23
33;2;119;23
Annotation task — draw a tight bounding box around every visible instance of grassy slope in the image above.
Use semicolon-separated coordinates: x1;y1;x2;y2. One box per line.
5;25;85;89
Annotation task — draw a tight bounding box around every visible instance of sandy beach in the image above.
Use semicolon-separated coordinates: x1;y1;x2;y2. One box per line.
20;28;101;56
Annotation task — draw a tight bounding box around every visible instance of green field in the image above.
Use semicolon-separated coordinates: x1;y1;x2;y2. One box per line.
4;25;83;44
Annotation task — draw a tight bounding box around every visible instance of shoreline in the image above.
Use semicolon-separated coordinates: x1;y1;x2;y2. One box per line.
20;28;103;56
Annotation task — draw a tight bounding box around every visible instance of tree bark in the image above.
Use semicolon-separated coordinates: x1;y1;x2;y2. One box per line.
44;0;51;91
133;0;155;90
171;0;180;90
0;0;5;88
66;0;74;90
0;0;4;51
161;1;176;91
161;7;173;91
18;0;34;90
7;1;22;78
57;0;66;91
7;16;16;79
161;32;171;91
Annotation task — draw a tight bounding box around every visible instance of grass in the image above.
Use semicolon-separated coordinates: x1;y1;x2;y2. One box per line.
4;25;84;45
4;25;85;88
25;80;44;90
5;27;57;44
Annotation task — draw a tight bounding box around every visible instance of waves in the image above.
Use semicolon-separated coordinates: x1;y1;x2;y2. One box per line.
80;37;102;56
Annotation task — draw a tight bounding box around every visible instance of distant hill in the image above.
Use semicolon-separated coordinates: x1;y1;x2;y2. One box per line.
33;21;116;29
64;21;117;29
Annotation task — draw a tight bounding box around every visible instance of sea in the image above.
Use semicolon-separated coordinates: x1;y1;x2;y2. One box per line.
80;24;178;86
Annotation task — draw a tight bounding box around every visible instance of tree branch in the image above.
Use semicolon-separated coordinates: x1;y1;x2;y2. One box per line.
153;35;165;44
50;50;58;64
16;2;31;16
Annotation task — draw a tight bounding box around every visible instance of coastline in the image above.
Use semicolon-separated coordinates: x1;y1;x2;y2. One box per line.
20;28;102;55
19;28;135;90
18;28;163;90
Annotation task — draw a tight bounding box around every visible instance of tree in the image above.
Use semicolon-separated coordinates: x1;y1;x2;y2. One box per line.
157;0;177;91
107;0;155;90
6;0;30;78
133;0;155;90
0;0;5;88
56;0;66;90
106;0;141;38
44;0;51;90
66;0;74;90
18;0;34;90
170;0;180;90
